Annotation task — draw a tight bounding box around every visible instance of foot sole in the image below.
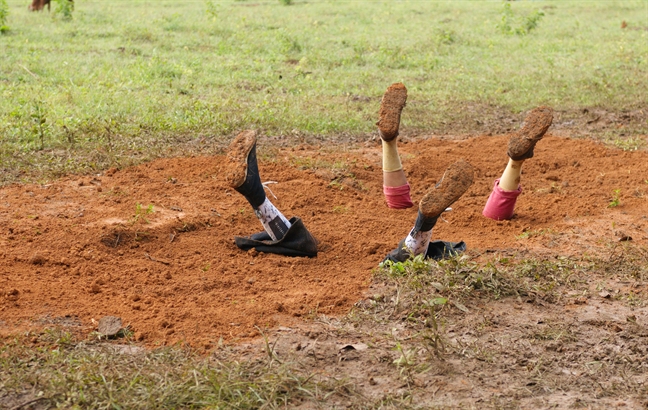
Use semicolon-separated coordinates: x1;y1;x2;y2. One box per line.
376;83;407;142
225;130;257;188
507;106;553;160
419;160;474;218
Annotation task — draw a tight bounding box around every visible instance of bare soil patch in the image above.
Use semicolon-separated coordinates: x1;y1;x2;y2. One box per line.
1;133;648;350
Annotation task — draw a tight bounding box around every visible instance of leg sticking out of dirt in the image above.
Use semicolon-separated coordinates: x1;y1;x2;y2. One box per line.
384;160;474;263
377;83;414;210
225;130;318;257
483;106;554;221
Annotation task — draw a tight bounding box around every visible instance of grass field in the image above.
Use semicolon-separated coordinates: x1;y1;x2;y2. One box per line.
1;0;648;408
1;0;647;183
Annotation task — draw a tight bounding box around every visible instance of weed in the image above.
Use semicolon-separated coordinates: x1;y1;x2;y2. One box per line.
392;340;417;373
435;28;456;45
30;101;49;151
279;0;293;5
517;228;554;239
205;0;219;19
332;205;348;213
329;180;344;190
420;297;447;356
606;136;645;151
497;2;544;36
53;0;74;21
0;0;9;34
608;189;621;207
131;203;154;224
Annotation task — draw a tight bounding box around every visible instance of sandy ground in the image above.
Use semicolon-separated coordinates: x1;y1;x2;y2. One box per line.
1;133;648;351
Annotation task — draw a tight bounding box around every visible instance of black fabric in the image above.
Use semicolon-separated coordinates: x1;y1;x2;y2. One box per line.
412;210;438;234
234;143;266;209
383;238;466;263
234;217;318;257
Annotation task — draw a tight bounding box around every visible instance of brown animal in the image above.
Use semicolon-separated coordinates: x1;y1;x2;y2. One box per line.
29;0;50;11
29;0;73;12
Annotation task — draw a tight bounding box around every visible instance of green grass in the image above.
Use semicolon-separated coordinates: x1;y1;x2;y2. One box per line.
0;330;352;409
0;0;647;184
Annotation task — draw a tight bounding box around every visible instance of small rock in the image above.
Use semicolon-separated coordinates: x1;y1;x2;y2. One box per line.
114;344;145;355
6;289;20;300
28;253;46;265
98;316;122;336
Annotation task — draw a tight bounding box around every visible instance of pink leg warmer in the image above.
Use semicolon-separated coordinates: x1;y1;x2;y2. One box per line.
482;178;522;221
383;184;414;209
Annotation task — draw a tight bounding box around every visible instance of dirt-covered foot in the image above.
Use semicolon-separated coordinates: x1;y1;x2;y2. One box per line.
225;130;257;189
507;106;554;161
376;83;407;142
419;160;474;218
224;130;266;208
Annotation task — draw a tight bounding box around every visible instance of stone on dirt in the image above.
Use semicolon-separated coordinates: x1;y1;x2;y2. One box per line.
28;253;47;265
98;316;123;337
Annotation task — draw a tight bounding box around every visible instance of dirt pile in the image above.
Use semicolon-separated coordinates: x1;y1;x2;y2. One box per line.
1;134;647;348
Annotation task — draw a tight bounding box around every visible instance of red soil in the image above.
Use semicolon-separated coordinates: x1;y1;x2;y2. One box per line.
1;134;647;348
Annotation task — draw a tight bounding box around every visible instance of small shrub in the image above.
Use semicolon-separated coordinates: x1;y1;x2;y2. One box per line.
497;2;544;36
30;101;49;150
609;189;621;208
0;0;9;34
53;0;74;21
131;203;154;224
279;0;293;5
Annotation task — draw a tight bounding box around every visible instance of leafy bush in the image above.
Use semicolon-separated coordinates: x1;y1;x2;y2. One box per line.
0;0;9;34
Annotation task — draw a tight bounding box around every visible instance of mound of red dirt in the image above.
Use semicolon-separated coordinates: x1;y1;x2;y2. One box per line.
1;134;647;348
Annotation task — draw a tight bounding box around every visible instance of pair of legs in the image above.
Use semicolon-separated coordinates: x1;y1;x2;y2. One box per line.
377;83;553;260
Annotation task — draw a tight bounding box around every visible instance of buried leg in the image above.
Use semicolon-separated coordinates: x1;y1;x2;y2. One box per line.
225;130;317;257
385;160;474;263
225;130;291;240
483;106;553;221
377;83;414;209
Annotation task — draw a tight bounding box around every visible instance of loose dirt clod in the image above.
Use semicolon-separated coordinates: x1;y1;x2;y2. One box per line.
98;316;123;337
28;253;46;265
